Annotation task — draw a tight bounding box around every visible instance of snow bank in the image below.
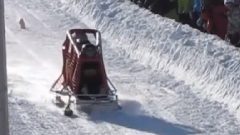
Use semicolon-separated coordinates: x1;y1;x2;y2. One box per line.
58;0;240;116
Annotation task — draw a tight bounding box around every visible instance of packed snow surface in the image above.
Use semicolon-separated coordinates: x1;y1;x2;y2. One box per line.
6;0;240;135
58;0;240;114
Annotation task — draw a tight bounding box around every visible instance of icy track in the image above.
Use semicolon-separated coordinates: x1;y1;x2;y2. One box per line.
5;0;240;135
58;0;240;115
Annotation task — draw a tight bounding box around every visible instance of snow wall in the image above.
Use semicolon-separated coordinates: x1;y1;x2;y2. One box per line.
57;0;240;117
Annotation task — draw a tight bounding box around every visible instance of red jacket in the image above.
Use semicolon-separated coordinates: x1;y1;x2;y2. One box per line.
202;5;228;39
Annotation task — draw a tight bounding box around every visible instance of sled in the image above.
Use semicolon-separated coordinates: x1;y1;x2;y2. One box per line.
50;29;119;116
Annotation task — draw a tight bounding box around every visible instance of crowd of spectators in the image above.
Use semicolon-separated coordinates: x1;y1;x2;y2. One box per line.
130;0;240;47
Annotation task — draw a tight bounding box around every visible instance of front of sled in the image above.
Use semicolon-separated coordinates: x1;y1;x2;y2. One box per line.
51;79;120;116
75;77;120;112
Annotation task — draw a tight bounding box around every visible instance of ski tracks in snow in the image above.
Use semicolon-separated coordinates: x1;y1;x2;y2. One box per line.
104;46;240;135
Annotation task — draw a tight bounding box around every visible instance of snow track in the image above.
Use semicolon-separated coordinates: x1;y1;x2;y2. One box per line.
55;0;240;117
6;0;240;134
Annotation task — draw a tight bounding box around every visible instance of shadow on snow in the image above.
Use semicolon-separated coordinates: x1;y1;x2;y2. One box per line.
85;100;202;135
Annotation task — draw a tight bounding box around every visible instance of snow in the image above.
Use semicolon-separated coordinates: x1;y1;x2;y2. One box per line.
5;0;240;134
57;0;240;116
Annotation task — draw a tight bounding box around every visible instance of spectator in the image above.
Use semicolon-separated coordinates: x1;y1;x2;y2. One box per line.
191;0;203;29
149;0;171;15
143;0;155;9
177;0;193;25
224;0;240;46
201;0;228;39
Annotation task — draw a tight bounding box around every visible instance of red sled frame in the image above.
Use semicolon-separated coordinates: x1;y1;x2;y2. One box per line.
50;29;118;110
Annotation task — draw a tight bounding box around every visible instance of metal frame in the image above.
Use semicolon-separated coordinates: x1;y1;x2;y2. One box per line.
51;29;119;115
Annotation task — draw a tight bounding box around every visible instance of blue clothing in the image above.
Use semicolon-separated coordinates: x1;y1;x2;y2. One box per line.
193;0;202;13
